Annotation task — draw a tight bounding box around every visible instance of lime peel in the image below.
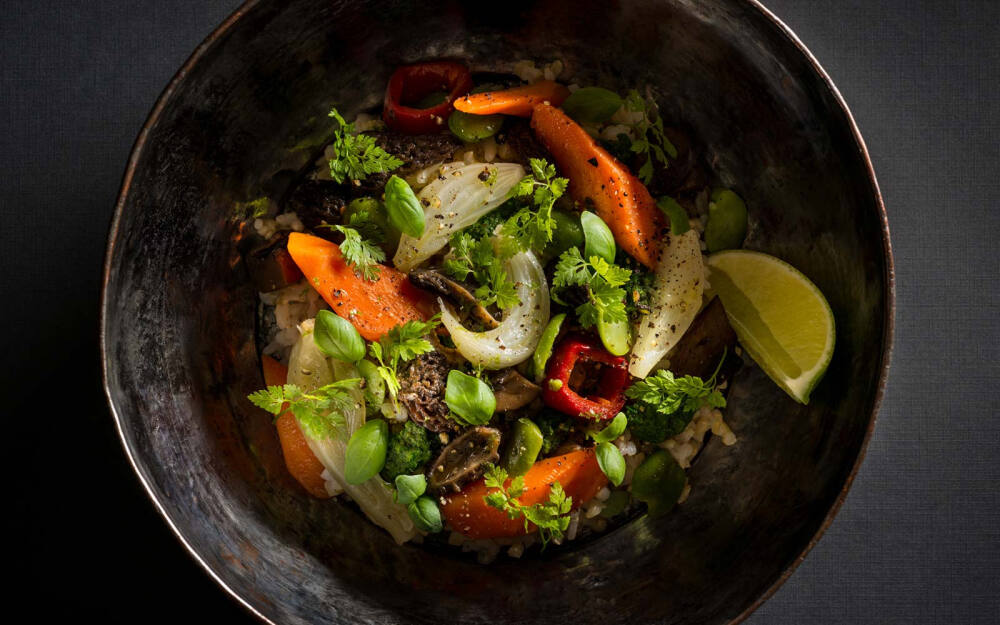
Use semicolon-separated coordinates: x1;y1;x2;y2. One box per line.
707;250;835;404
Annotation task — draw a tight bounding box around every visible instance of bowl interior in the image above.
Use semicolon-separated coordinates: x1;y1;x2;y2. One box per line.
103;1;890;623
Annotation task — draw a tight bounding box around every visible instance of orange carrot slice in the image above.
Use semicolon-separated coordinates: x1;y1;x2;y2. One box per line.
440;449;608;539
286;232;434;341
454;80;571;117
530;103;667;268
261;355;330;499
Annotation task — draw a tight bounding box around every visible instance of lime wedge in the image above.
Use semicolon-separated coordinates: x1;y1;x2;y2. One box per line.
706;250;835;404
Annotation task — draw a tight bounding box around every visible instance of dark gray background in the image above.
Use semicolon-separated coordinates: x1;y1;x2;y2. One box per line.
4;0;997;622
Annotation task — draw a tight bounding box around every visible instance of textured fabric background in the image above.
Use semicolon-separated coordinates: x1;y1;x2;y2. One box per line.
3;0;997;622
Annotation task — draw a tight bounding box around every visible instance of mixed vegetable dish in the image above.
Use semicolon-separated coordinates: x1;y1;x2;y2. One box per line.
242;59;836;557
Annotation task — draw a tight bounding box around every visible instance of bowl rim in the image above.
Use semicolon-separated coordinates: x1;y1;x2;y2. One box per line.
100;1;895;623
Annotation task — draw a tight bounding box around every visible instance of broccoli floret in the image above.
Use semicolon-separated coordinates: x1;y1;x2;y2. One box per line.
380;421;433;482
462;199;520;240
623;402;694;444
533;409;574;455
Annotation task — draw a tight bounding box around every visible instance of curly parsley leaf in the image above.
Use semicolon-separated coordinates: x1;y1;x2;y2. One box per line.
368;316;441;402
247;380;361;440
502;158;567;254
320;224;385;281
625;367;727;417
623;91;678;185
552;247;632;328
442;233;521;311
327;108;404;184
482;465;572;548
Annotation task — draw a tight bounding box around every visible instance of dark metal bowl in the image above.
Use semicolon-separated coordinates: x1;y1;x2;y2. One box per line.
102;1;892;623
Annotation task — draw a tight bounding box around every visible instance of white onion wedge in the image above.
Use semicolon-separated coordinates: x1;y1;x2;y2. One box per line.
392;162;525;272
439;250;549;369
288;320;416;544
628;230;705;378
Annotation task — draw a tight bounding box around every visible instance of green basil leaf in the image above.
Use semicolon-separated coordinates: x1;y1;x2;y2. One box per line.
313;310;365;363
595;441;626;486
445;370;496;425
590;412;628;443
407;495;443;533
580;211;616;263
344;419;388;485
656;196;690;235
384;175;426;238
562;87;624;124
394;474;427;505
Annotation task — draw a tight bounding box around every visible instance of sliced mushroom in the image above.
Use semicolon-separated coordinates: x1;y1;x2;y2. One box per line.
428;426;501;492
408;269;499;330
489;369;542;412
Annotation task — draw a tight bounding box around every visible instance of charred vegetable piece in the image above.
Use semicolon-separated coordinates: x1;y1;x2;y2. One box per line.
530;102;666;268
501;418;544;476
382;61;473;134
542;334;629;420
440;449;606;539
245;232;303;293
428;426;501;492
490;369;542;412
284;179;349;231
666;297;737;379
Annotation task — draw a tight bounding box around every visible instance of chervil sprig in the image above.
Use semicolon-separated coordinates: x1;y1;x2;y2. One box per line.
552;247;633;327
502;158;567;254
625;360;727;417
442;233;520;310
327;108;404;184
321;224;385;281
482;464;573;548
623;91;678;185
247;379;361;440
368;316;441;403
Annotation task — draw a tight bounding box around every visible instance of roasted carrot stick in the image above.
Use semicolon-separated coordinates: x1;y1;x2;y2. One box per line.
530;103;667;268
286;232;434;341
440;449;608;539
453;80;571;117
261;355;330;499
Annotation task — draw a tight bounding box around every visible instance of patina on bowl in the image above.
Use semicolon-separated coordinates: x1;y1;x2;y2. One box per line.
102;0;892;623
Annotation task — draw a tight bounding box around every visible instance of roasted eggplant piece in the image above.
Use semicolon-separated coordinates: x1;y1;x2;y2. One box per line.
667;297;737;378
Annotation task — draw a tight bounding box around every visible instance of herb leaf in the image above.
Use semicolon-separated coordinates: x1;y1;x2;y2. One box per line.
623;91;677;185
327;108;404;184
247;379;361;440
322;224;385;281
368;316;441;404
502;158;567;254
482;464;573;548
625;368;727;417
552;247;632;328
442;233;521;310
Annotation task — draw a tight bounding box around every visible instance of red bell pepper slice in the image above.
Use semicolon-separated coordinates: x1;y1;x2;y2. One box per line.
382;61;473;134
542;334;629;420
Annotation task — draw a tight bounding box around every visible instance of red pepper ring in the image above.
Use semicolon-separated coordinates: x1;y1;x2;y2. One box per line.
382;61;473;134
541;334;630;421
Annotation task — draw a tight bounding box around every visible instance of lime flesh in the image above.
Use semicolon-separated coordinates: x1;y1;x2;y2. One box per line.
707;250;835;404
